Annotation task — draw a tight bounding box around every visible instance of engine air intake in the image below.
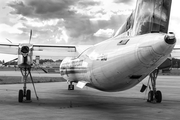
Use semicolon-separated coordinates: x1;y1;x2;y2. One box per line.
21;46;29;54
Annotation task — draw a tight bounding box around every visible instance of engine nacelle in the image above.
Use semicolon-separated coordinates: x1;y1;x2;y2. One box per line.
18;43;33;67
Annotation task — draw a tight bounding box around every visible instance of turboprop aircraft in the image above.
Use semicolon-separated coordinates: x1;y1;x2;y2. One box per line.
0;0;176;103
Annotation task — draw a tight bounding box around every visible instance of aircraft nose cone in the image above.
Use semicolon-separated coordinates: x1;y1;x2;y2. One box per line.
137;33;176;66
152;33;176;55
164;32;176;45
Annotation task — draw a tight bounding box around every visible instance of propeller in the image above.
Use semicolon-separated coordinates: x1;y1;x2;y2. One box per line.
40;67;48;73
29;29;32;43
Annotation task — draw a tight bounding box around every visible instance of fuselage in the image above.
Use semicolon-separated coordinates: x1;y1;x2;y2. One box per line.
60;32;175;92
60;0;174;92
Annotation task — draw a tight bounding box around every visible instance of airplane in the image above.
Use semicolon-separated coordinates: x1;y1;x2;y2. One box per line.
0;0;176;103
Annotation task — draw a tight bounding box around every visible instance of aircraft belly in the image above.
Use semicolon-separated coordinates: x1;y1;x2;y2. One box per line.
90;61;108;88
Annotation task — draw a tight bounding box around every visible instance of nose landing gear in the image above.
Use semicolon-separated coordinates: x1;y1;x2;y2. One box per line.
68;82;74;90
147;69;162;103
18;67;39;103
18;89;31;102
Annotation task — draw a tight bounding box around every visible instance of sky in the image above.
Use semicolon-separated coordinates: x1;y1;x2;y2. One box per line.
0;0;180;61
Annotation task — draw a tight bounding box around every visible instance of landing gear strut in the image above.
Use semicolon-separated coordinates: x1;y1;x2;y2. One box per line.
18;67;38;103
68;82;74;90
147;69;162;103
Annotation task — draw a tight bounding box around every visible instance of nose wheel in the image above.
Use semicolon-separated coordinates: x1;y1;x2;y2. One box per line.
147;69;162;103
147;90;162;103
18;89;31;102
68;82;74;90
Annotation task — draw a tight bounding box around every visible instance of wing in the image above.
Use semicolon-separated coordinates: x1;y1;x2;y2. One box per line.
33;44;78;58
0;43;92;59
33;44;92;59
0;43;19;55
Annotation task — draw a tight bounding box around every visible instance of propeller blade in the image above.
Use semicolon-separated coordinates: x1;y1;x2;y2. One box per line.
33;61;48;73
29;30;32;43
6;38;12;43
3;58;18;65
40;68;48;73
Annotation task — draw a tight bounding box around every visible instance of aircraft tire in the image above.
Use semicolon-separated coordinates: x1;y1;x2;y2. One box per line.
68;85;71;90
72;85;74;90
155;90;162;103
26;89;31;101
68;84;74;90
147;91;153;102
18;89;23;103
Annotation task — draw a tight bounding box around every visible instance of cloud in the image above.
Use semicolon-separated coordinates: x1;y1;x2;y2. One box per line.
55;27;69;43
23;18;60;27
0;23;25;34
7;0;132;22
113;0;134;4
8;0;34;17
94;29;114;38
7;0;79;20
5;0;135;44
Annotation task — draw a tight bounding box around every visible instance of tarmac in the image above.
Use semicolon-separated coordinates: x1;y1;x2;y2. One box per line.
0;75;180;120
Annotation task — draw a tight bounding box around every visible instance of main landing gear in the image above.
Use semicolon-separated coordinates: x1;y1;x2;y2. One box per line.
68;82;74;90
147;69;162;103
18;67;39;103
